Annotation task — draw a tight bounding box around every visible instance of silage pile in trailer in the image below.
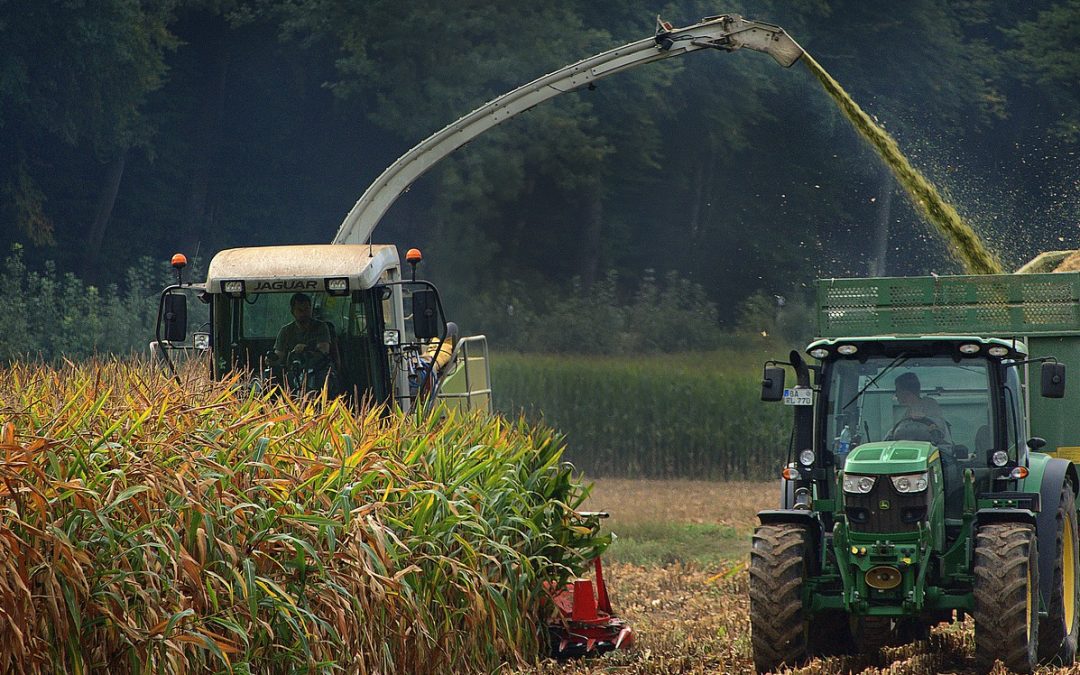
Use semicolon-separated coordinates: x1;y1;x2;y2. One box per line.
0;361;604;673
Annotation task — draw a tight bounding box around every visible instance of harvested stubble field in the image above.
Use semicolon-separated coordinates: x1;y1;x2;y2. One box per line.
522;479;1080;675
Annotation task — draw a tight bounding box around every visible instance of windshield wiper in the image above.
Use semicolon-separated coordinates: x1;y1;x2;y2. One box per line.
843;353;910;410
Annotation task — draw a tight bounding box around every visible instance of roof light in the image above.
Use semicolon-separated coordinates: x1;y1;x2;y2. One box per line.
988;346;1009;357
809;348;830;359
223;280;245;298
326;277;350;296
837;344;858;355
959;343;981;355
170;253;188;270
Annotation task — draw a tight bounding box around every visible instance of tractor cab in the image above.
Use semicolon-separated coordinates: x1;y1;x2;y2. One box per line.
792;337;1061;536
153;244;491;413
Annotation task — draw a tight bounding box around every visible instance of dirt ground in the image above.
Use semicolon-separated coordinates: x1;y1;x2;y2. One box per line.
518;479;1080;675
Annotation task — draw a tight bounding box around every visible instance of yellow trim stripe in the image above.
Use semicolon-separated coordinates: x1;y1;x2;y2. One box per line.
928;450;940;464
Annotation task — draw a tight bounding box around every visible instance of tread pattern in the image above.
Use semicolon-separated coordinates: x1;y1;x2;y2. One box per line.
749;524;809;673
973;522;1038;673
1039;483;1079;665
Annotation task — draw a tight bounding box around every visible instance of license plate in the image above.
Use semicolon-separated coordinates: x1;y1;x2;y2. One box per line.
783;387;813;406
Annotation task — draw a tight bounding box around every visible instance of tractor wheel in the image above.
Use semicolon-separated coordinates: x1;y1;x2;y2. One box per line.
973;522;1039;673
749;524;810;672
853;616;897;652
1038;483;1080;665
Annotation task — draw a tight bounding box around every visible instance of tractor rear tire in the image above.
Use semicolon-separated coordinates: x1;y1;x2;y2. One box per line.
1038;482;1080;665
973;522;1039;673
750;524;810;672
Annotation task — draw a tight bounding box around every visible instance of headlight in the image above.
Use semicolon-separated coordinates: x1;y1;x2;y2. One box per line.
959;343;981;355
988;346;1009;357
383;329;400;346
193;332;210;350
992;450;1009;467
843;474;876;494
809;348;829;359
799;449;815;467
837;344;858;355
890;472;929;493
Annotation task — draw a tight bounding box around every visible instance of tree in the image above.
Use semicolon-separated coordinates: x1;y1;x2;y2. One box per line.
0;0;176;269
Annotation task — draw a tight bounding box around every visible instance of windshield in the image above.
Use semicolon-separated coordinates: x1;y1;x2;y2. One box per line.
212;289;390;403
825;356;993;458
236;292;370;341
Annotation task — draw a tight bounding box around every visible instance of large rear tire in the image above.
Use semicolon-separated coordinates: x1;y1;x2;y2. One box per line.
973;522;1039;673
749;524;810;672
1038;482;1080;665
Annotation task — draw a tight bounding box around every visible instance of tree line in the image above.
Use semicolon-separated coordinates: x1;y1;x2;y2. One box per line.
1;0;1077;351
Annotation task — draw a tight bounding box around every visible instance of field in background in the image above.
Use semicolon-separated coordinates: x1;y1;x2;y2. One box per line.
493;351;791;480
583;479;774;566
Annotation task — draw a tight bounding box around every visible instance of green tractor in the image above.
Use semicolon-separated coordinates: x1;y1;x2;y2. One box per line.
750;270;1080;673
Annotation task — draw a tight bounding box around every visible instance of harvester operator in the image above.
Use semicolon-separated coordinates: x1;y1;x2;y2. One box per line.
272;293;331;365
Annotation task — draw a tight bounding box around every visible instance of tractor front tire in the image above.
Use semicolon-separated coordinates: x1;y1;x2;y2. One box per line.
973;522;1039;673
1038;482;1080;665
750;524;810;673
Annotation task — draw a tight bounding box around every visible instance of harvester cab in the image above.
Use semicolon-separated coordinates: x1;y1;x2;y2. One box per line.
152;244;492;414
750;271;1080;673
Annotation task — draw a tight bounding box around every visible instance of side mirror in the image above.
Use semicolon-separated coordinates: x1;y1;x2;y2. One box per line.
163;293;188;342
412;289;441;339
762;366;785;402
1041;362;1066;399
1027;437;1047;451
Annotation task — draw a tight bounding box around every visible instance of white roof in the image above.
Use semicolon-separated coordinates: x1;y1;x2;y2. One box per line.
205;244;399;293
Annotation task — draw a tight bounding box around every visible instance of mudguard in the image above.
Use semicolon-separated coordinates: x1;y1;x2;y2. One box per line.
1032;456;1078;611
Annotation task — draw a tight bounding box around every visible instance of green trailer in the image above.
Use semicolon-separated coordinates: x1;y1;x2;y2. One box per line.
750;270;1080;673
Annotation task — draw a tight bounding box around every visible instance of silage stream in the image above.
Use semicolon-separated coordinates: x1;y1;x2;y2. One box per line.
802;53;1003;275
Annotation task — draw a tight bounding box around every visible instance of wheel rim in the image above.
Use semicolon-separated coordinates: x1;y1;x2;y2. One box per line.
1066;511;1077;632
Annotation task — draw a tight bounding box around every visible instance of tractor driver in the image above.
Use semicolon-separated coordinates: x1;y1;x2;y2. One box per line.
890;372;952;445
272;293;331;365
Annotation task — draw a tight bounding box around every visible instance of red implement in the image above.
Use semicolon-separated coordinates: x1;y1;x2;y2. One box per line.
546;558;634;658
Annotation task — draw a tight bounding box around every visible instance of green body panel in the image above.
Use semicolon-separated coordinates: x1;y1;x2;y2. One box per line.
1021;451;1054;494
844;440;937;476
815;272;1080;338
1029;336;1080;452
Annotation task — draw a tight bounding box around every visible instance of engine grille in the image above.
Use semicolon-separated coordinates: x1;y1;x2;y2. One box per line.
845;477;930;533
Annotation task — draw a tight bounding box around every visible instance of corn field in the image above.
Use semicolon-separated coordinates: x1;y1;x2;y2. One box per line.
0;360;604;674
493;352;791;480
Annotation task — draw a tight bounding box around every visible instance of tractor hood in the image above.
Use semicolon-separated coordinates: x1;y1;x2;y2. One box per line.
843;441;938;475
